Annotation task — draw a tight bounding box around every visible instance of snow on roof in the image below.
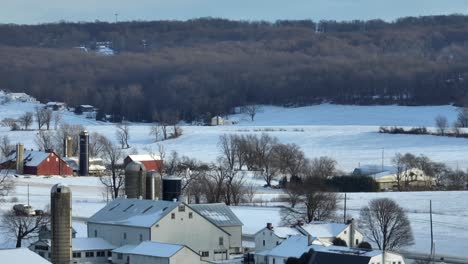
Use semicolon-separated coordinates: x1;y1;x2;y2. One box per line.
190;203;243;227
72;237;116;251
266;235;381;259
273;227;301;239
3;149;51;167
0;248;51;264
298;222;348;238
354;165;396;176
46;102;65;106
80;105;94;108
127;154;162;161
88;198;179;228
113;241;185;258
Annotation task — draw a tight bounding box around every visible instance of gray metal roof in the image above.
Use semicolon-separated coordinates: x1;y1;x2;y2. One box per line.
189;203;243;227
88;198;180;228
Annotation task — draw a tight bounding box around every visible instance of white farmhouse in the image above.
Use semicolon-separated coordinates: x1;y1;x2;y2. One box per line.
254;223;302;252
257;235;405;264
112;241;203;264
297;222;364;248
87;198;234;262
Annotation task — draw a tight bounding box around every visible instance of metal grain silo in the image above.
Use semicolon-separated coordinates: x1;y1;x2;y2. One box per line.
162;176;182;201
125;161;146;199
51;183;72;264
146;170;161;200
79;131;89;176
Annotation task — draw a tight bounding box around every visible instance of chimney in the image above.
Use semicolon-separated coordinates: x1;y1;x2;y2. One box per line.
16;143;24;174
297;220;304;226
266;223;273;230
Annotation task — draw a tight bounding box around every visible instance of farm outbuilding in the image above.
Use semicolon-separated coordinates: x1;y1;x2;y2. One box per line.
1;149;73;176
124;154;163;172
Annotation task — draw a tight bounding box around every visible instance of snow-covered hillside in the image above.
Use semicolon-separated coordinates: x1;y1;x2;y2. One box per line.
1;101;466;171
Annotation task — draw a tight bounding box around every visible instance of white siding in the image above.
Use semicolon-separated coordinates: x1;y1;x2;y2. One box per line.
151;206;230;262
112;247;202;264
87;223;149;247
369;252;406;264
254;228;284;252
335;225;364;247
222;225;242;253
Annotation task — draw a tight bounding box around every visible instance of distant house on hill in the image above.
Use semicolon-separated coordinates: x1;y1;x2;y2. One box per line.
211;116;224;126
45;102;66;111
124;154;163;171
0;149;73;176
75;105;98;119
6;92;38;103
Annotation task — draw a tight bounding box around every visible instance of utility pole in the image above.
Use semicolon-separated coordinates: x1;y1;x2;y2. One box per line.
430;200;434;263
27;184;30;206
381;147;385;172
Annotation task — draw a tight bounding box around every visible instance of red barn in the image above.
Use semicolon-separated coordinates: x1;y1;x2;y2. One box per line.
1;149;73;176
123;154;163;171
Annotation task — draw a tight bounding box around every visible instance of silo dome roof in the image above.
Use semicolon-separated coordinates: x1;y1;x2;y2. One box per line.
125;161;146;172
51;183;71;193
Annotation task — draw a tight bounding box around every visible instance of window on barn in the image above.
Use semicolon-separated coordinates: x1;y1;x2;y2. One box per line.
139;234;143;242
189;212;193;219
178;205;185;212
201;251;209;257
219;237;224;246
263;240;265;246
72;252;81;258
97;251;105;257
85;252;94;258
171;213;175;219
94;230;97;237
123;232;127;240
117;253;123;260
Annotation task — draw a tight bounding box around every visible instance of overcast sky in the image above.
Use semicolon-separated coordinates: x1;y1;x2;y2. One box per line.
2;0;468;24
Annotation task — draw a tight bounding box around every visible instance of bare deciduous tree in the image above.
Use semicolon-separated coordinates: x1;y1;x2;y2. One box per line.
0;170;15;200
34;106;46;130
149;123;162;142
274;143;306;180
18;112;33;130
89;132;106;157
43;109;53;130
53;112;62;130
359;198;414;251
35;130;54;150
99;136;125;199
456;107;468;128
1;209;50;247
0;135;14;158
435;115;449;135
307;156;337;179
2;117;19;131
115;122;130;149
242;105;262;121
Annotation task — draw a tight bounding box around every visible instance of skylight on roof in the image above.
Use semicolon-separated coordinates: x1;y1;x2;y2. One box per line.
109;203;121;211
123;204;134;212
143;206;153;213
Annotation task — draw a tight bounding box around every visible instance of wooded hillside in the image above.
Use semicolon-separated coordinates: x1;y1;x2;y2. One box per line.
2;16;468;122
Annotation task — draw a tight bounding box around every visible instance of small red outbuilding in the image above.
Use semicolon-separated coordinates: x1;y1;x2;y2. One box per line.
123;154;163;171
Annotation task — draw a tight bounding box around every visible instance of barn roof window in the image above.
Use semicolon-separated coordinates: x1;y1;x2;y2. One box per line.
123;204;134;212
108;203;121;211
143;206;153;213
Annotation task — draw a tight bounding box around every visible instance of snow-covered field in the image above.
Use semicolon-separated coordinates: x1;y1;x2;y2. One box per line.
1;102;467;171
1;98;468;258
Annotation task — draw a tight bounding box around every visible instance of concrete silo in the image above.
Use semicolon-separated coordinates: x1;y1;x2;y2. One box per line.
125;161;146;199
162;176;182;201
79;131;89;176
51;183;72;264
15;143;24;174
146;170;161;200
63;136;73;158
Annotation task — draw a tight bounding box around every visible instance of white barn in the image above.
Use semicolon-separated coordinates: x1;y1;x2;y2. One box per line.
297;222;364;248
87;198;234;262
